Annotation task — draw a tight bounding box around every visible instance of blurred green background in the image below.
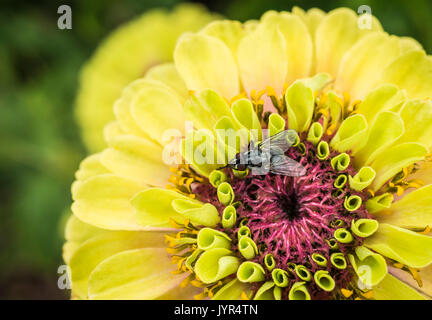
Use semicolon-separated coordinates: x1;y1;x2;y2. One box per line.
0;0;431;299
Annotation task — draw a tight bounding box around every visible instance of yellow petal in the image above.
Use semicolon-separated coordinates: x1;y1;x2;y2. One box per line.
370;142;428;191
373;273;427;300
380;50;432;100
72;174;145;230
399;37;423;54
398;100;432;148
63;215;108;264
200;20;244;53
130;81;185;143
88;248;185;299
132;188;188;228
388;265;432;298
292;7;325;38
237;22;287;95
113;79;153;139
315;8;382;77
75;153;110;182
104;122;126;150
70;231;166;299
145;63;188;100
353;111;404;168
174;33;239;99
377;185;432;228
355;84;406;124
365;223;432;268
184;89;232;131
335;32;401;100
262;11;313;84
101;135;171;187
407;161;432;186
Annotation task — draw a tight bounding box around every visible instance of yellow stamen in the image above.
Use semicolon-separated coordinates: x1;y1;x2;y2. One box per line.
419;226;431;235
360;290;374;299
241;291;250;300
341;288;353;298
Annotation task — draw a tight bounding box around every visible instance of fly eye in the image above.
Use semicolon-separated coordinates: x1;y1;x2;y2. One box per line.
236;164;247;171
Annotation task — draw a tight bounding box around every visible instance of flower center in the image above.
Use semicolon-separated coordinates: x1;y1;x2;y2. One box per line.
192;131;373;299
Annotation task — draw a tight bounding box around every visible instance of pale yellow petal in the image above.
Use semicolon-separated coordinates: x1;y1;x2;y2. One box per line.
237;22;287;95
377;185;432;228
335;33;401;100
145;63;188;100
380;50;432;100
71;174;145;231
315;8;382;77
100;135;171;187
130;81;185;144
70;231;166;299
88;248;184;299
397;100;432;148
365;223;432;268
373;273;427;300
174;33;239;99
262;11;313;84
370;142;428;191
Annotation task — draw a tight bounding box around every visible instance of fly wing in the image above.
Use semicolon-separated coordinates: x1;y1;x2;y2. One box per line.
258;130;297;156
269;154;306;176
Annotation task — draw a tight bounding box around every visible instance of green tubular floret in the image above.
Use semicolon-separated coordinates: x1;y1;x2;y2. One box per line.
330;252;347;270
253;281;282;300
365;193;394;214
331;219;345;228
326;238;339;250
237;225;251;239
239;218;249;227
185;248;204;270
209;170;227;188
197;228;232;250
238;236;258;260
351;218;379;238
264;254;276;271
288;282;311;300
317;141;330;160
344;195;362;211
334;174;348;188
297;142;306;155
313;270;335;292
268;113;286;137
237;261;266;283
331;153;350;171
307;122;324;145
222;205;237;229
271;268;289;287
334;228;354;243
349;166;376;191
287;262;296;272
217;182;235;205
311;253;327;267
295;265;311;281
232;168;248;178
332;189;343;198
194;248;240;284
292;134;300;147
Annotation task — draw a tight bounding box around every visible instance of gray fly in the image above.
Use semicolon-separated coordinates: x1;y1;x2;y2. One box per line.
220;129;306;176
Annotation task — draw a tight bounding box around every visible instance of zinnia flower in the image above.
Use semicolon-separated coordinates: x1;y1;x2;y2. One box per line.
65;7;432;300
75;4;218;152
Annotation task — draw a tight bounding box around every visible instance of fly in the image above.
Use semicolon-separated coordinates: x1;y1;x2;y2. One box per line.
220;129;306;176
